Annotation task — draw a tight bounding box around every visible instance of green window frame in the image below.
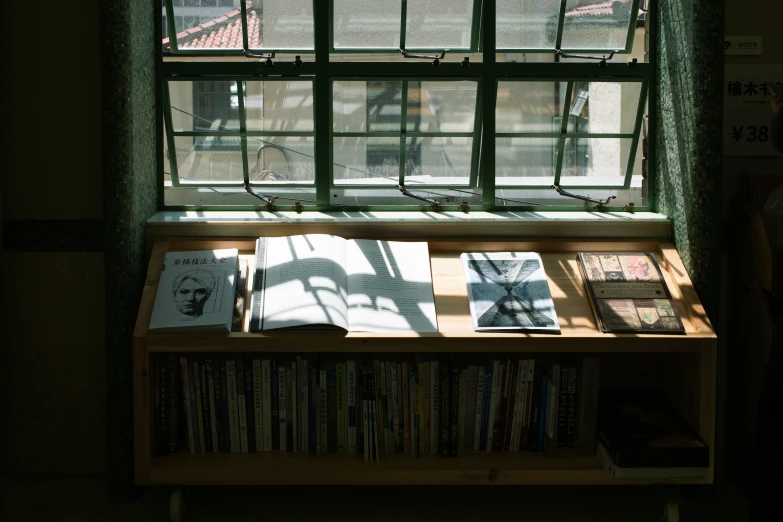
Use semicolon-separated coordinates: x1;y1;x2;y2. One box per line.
159;0;654;212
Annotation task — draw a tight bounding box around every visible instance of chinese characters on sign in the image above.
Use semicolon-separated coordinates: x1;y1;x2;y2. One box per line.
724;65;783;156
173;257;228;266
724;36;762;56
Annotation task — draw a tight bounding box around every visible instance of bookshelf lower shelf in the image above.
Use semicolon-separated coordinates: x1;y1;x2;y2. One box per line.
145;450;710;486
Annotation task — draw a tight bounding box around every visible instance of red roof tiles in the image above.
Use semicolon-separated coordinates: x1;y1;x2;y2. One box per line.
162;5;261;50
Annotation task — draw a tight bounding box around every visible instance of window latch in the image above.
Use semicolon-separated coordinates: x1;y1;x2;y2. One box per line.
555;49;616;67
552;184;616;211
244;182;277;211
398;185;442;212
243;49;276;67
399;48;448;67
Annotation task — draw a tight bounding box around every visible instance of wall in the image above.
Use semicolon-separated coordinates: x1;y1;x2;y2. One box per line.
1;1;106;474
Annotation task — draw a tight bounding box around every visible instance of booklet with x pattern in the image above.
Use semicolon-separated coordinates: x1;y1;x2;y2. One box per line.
577;253;685;334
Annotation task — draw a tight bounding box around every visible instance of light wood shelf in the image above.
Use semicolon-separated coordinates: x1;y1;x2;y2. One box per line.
133;237;717;486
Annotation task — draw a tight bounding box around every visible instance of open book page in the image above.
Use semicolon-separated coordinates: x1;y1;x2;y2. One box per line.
346;240;438;333
461;252;560;332
262;235;349;330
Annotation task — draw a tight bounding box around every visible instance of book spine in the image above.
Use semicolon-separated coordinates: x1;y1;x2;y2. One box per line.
309;364;317;454
225;360;240;452
385;362;394;453
451;364;460;456
458;368;467;451
439;360;450;457
270;360;280;450
511;360;526;452
212;359;224;452
390;362;399;452
479;367;492;451
486;361;499;452
402;362;410;455
157;356;166;456
369;369;380;461
243;359;256;452
193;362;206;454
327;366;337;453
504;360;519;452
375;360;385;454
576;357;600;455
285;364;294;452
493;360;509;452
347;361;356;453
410;368;418;458
537;373;548;452
300;358;307;452
557;365;570;447
206;360;218;452
181;357;194;453
396;362;404;452
278;364;287;452
472;366;485;450
187;361;201;454
249;238;267;331
319;369;328;454
417;359;426;456
361;367;369;461
197;362;211;454
336;362;346;452
166;355;179;454
430;360;439;454
219;360;230;451
545;363;560;456
261;360;272;451
523;359;536;448
290;361;297;453
252;359;263;452
236;359;248;453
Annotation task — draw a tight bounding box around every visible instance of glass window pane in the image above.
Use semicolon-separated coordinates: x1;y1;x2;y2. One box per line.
567;81;642;134
560;137;632;186
334;0;402;49
333;137;399;185
171;2;244;50
496;81;567;133
407;81;477;133
173;136;244;183
497;0;560;50
249;0;314;50
404;137;472;185
561;1;637;51
244;81;314;132
405;0;474;49
495;137;558;186
169;81;241;132
247;136;315;184
333;81;403;133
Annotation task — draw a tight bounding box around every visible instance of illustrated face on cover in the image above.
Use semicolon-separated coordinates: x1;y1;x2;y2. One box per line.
172;271;216;317
620;255;659;282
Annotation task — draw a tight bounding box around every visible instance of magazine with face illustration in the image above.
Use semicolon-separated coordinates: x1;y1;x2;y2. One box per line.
149;248;239;332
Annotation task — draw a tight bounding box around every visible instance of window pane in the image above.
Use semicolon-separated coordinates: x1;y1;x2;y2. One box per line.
407;81;477;133
567;81;642;134
560;137;632;186
249;0;314;50
171;2;243;50
497;0;560;50
496;81;567;133
333;0;402;49
405;137;472;185
333;137;399;185
173;136;244;183
333;81;403;133
169;81;241;132
495;137;558;186
405;0;474;49
244;81;314;132
561;1;637;51
247;136;315;184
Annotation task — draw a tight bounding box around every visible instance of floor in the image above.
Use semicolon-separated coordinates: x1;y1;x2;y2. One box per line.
0;475;749;522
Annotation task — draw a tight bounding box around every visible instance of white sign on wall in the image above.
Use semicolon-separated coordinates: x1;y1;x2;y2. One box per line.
724;65;783;156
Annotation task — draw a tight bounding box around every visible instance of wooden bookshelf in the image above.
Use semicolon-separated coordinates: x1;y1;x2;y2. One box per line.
133;237;717;488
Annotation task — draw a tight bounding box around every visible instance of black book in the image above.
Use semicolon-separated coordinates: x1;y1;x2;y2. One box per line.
439;360;450;457
244;358;256;453
450;363;460;457
479;366;492;451
528;361;544;451
327;366;337;453
309;364;318;454
219;360;230;451
559;365;577;447
356;367;364;458
199;359;213;452
157;355;167;456
270;359;279;450
208;359;224;452
598;388;709;468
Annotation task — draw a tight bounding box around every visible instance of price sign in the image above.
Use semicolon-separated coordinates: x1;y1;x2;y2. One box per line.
724;65;782;156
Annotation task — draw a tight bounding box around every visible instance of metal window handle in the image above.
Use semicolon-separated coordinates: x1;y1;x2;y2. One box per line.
243;49;276;66
552;184;616;211
555;49;617;67
399;48;448;66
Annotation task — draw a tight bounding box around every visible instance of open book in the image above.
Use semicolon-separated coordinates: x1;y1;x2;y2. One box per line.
461;252;560;332
249;235;438;333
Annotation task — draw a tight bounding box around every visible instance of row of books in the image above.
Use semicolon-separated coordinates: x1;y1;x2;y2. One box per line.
155;354;602;459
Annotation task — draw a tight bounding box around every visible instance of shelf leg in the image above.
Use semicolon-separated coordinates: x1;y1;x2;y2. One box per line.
662;502;679;522
169;487;186;522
